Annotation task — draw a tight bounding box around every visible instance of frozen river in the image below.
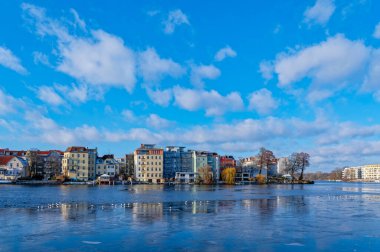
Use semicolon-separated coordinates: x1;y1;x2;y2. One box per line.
1;182;380;251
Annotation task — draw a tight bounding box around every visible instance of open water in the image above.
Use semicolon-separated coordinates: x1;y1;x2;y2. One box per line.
1;182;380;251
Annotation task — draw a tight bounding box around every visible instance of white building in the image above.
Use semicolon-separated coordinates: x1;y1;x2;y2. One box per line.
96;155;120;178
342;166;362;180
175;172;197;184
0;156;27;180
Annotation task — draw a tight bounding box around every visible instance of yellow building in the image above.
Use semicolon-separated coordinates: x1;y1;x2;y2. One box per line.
61;146;97;181
361;164;380;181
134;144;163;183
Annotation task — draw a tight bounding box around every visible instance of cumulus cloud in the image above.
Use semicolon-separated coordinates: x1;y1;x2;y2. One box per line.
163;9;190;34
121;109;137;122
138;48;185;83
373;22;380;39
146;88;173;107
57;30;136;92
259;61;274;80
173;86;244;116
274;35;369;86
190;64;221;88
70;8;86;31
146;114;174;129
263;34;377;103
304;0;335;25
22;3;136;92
214;46;237;61
33;51;50;66
37;86;65;106
0;46;27;74
0;89;24;115
248;88;278;115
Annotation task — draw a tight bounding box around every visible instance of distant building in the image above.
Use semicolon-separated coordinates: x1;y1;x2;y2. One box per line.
190;151;220;181
25;150;63;179
0;156;27;180
342;166;362;180
0;148;27;157
361;164;380;180
125;154;135;178
276;157;288;175
342;164;380;181
96;154;119;178
220;155;236;168
61;146;97;181
134;144;163;183
163;146;193;180
175;172;197;184
115;157;126;179
192;151;207;173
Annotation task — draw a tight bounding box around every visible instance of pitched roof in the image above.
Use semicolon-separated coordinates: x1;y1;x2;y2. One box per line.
65;146;87;152
0;156;15;166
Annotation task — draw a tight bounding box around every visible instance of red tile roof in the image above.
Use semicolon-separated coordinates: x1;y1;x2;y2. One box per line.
0;156;15;166
65;146;87;152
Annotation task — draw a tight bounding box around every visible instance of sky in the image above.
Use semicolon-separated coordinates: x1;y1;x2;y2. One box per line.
1;0;380;171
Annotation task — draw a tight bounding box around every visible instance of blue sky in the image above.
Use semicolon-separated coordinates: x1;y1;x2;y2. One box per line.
1;0;380;171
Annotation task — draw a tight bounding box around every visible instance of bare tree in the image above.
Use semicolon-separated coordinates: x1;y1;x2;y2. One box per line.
257;148;276;177
285;153;299;182
297;152;310;181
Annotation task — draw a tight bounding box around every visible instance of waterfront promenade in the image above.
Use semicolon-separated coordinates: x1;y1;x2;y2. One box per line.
1;182;380;251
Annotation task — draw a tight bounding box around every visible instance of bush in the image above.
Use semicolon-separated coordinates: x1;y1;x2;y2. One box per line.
256;174;266;184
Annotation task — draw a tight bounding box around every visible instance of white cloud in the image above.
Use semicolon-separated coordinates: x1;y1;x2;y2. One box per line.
146;114;173;129
306;89;334;104
0;46;27;74
373;22;380;39
259;61;274;80
274;35;369;87
304;0;335;25
138;48;185;83
146;88;173;107
264;34;380;103
190;64;221;88
248;88;278;115
22;3;137;92
37;86;65;106
33;51;50;66
121;109;137;122
163;9;190;34
57;30;136;92
173;86;244;116
0;89;24;115
214;46;237;61
70;8;86;31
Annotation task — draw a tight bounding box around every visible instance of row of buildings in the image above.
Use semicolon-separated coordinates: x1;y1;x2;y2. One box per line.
1;145;287;183
342;165;380;181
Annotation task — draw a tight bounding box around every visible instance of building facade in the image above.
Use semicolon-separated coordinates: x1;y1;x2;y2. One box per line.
25;150;63;179
163;146;193;180
0;156;27;180
96;154;120;178
134;144;163;183
125;154;135;179
175;172;197;184
342;166;362;180
61;146;97;181
361;164;380;180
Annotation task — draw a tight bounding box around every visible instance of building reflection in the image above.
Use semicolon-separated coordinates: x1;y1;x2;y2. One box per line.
59;203;96;221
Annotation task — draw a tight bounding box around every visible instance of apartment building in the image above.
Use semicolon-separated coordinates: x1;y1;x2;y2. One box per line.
134;144;163;183
61;146;97;181
163;146;193;180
